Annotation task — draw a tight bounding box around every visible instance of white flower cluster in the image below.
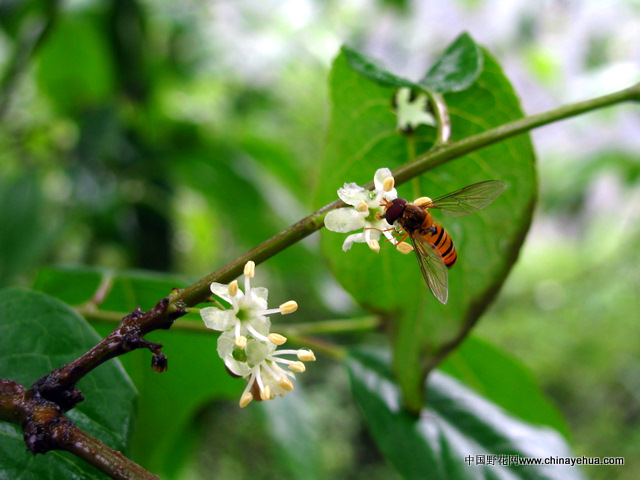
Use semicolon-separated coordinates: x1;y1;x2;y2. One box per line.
323;168;399;252
200;261;315;408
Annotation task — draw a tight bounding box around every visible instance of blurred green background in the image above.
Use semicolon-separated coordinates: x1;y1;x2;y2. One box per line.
1;0;639;479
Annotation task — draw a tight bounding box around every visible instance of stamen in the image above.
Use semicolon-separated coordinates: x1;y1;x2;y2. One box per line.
289;361;306;373
239;392;254;408
268;333;287;345
367;239;380;253
235;335;248;349
382;229;399;245
279;300;298;314
239;371;257;407
397;242;414;254
261;359;284;381
413;196;432;207
357;200;369;213
228;280;239;297
271;349;298;356
279;377;294;391
247;325;270;343
255;367;265;392
260;384;272;401
297;349;316;361
244;261;256;278
383;176;395;192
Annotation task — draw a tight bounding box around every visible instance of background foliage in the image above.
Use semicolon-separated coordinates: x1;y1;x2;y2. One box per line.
1;1;639;479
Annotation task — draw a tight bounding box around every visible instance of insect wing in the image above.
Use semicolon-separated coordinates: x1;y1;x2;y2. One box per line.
409;231;449;304
421;180;507;217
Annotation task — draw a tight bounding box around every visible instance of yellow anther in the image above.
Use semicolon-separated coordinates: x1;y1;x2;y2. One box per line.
244;260;256;278
383;176;395;192
279;377;294;391
367;239;380;253
268;333;287;345
289;361;306;373
239;392;253;408
260;385;272;401
235;335;248;349
397;242;414;254
297;349;316;362
279;300;298;315
413;196;432;207
228;279;239;297
357;200;369;213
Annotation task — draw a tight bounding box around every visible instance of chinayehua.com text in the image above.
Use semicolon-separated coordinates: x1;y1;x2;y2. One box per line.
465;455;624;467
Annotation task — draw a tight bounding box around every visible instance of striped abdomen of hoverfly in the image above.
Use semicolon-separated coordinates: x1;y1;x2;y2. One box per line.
388;200;457;268
416;219;457;268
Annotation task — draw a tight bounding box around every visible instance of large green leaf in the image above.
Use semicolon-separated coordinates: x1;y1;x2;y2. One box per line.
32;266;239;479
0;287;136;480
317;39;535;409
346;349;584;480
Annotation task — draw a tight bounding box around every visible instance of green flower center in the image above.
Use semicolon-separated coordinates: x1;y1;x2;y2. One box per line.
232;347;248;363
365;208;380;223
236;307;250;321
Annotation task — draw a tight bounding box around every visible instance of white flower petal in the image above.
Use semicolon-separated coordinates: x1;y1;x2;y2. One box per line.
224;355;253;377
216;330;237;358
324;208;366;233
249;286;269;305
367;217;393;231
209;282;232;303
380;187;397;201
246;338;276;365
247;315;271;336
200;307;237;331
342;232;366;251
373;168;394;191
337;182;368;206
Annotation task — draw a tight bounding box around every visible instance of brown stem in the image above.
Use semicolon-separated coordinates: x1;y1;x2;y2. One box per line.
30;297;182;411
64;425;160;480
0;379;159;480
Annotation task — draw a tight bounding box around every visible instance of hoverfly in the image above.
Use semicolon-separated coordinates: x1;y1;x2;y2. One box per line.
381;180;507;304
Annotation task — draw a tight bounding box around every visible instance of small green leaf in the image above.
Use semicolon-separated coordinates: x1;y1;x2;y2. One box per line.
346;349;584;480
420;32;483;92
342;46;416;88
0;287;137;480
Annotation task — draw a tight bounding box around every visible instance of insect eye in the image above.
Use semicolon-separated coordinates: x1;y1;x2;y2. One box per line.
385;198;407;223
